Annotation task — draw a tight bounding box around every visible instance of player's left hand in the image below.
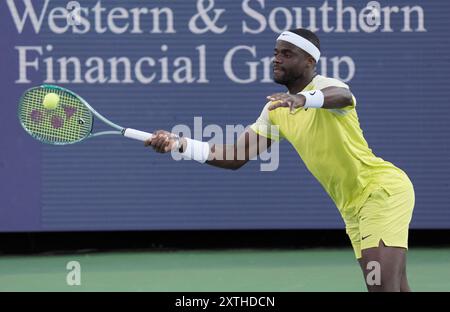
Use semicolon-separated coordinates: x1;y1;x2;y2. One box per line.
267;93;306;114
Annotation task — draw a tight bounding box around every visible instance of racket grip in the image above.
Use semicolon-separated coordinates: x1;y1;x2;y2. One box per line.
123;128;153;141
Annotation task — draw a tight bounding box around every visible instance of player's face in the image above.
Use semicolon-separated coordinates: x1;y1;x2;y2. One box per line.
273;41;312;85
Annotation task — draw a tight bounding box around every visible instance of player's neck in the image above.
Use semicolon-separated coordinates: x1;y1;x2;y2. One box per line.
286;72;317;94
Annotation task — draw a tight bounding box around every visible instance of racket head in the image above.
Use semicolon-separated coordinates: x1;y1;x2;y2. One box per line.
18;85;94;145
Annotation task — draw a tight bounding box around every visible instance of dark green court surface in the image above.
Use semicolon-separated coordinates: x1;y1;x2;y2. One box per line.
1;248;449;291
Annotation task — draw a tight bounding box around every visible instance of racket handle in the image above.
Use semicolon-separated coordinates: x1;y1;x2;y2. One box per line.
123;128;153;141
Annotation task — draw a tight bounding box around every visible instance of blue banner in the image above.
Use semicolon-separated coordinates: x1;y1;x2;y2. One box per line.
1;0;449;231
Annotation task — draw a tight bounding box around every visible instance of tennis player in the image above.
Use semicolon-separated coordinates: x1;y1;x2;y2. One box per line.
145;29;415;292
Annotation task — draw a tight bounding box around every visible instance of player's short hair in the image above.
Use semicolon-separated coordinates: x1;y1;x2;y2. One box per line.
288;28;321;52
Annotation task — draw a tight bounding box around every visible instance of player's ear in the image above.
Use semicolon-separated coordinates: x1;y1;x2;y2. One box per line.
307;56;316;68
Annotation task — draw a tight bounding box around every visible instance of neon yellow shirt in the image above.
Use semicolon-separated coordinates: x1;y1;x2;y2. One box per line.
251;75;410;218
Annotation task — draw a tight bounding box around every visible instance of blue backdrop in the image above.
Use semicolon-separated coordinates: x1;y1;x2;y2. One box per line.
1;0;449;231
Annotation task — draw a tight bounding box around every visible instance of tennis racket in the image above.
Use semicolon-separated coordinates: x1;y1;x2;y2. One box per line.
18;84;168;146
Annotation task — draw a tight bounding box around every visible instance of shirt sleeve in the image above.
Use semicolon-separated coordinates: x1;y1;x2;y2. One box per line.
314;76;357;115
250;101;284;141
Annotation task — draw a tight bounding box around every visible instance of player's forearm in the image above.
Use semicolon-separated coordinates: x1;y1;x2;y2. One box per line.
178;139;247;170
321;87;353;109
177;129;271;170
206;144;249;170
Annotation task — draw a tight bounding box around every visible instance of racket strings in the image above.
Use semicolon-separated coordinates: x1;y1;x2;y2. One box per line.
19;87;93;144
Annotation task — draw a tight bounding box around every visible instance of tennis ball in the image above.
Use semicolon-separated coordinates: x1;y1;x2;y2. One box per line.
43;93;60;110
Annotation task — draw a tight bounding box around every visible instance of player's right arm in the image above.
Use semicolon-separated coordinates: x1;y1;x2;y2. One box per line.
206;128;272;170
145;101;279;170
146;128;272;170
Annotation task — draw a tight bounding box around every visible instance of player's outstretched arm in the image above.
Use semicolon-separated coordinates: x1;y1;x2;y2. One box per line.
206;128;272;170
145;128;272;170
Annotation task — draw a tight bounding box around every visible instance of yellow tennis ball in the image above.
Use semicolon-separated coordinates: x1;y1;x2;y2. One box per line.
43;93;60;110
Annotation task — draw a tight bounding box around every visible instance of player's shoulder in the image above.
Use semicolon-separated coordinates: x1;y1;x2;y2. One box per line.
313;75;350;90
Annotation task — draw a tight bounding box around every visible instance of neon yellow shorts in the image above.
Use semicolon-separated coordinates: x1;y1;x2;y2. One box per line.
345;180;415;259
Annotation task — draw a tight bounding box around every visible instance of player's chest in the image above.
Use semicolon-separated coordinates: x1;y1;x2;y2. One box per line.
270;108;316;139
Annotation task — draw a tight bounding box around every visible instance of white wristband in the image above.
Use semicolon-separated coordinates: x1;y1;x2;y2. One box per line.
181;137;210;163
299;90;324;108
